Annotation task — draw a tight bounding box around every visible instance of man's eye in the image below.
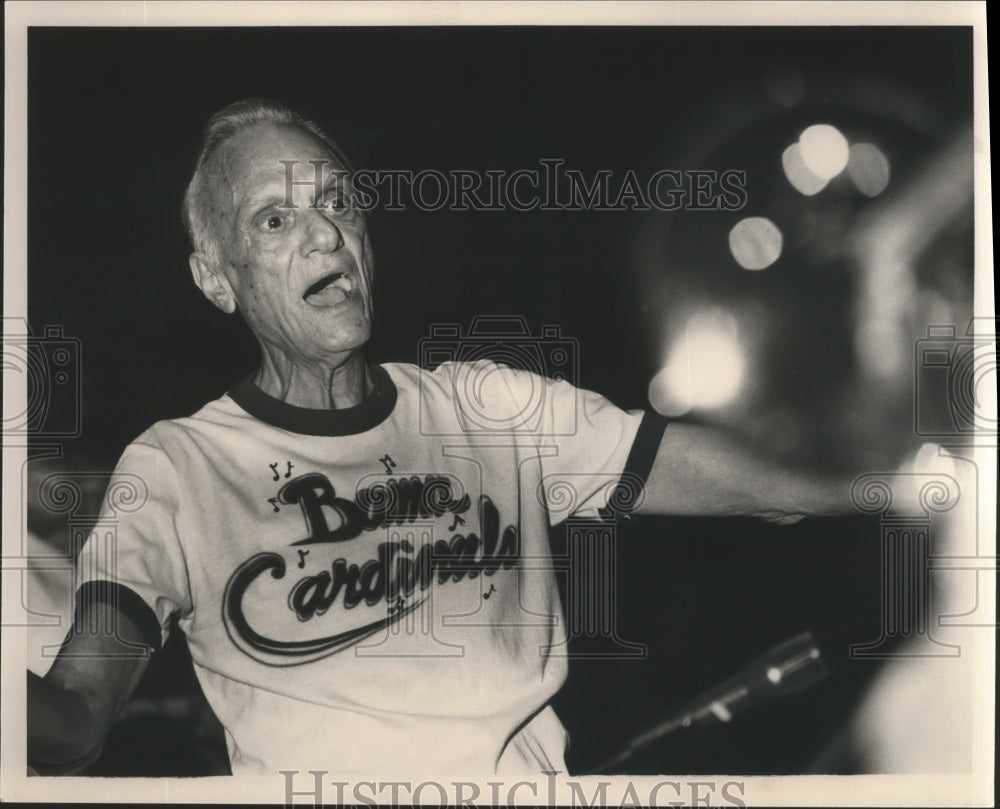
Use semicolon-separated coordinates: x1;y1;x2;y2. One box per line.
321;190;351;213
256;212;286;232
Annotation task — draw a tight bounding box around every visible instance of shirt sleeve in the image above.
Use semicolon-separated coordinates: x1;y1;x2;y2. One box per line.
535;376;670;524
75;437;193;651
456;361;670;524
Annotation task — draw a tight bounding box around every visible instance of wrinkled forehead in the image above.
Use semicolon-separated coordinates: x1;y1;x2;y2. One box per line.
207;123;347;211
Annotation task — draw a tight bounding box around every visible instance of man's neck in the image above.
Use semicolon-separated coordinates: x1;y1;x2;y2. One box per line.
253;350;374;410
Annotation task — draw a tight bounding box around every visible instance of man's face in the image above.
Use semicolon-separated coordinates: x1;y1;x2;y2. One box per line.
198;123;373;364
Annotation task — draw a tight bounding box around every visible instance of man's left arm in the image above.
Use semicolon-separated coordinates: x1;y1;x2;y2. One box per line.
636;420;854;524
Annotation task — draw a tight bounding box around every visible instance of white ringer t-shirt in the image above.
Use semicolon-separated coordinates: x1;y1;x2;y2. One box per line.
76;360;665;776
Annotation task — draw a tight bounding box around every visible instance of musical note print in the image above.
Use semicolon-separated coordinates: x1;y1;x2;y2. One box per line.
379;454;397;474
483;584;497;600
296;549;310;569
267;497;281;513
270;461;294;480
448;514;466;532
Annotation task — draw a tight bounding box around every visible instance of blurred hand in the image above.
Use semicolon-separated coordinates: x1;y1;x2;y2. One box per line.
757;511;806;525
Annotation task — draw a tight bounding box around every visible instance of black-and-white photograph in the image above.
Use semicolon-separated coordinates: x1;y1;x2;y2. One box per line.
3;2;993;806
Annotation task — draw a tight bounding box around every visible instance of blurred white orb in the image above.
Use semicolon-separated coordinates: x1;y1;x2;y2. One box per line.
649;311;744;414
729;216;783;270
848;142;891;197
782;142;828;196
799;124;850;180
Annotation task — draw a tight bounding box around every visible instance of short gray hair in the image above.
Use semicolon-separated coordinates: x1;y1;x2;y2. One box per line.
181;98;350;264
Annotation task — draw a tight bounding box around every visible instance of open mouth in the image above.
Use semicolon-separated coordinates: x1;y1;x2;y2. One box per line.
303;272;354;306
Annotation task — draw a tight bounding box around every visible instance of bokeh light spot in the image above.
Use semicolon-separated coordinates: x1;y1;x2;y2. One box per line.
799;124;850;180
782;142;828;196
729;217;783;270
649;310;745;415
847;142;891;197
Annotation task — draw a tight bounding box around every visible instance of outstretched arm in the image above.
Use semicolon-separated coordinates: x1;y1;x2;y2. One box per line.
28;599;154;774
636;421;853;523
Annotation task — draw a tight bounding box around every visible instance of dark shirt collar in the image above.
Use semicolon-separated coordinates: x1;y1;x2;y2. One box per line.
227;364;398;436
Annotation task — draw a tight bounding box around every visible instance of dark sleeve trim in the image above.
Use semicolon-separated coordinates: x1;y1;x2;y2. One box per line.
74;581;163;653
624;411;671;485
600;411;671;522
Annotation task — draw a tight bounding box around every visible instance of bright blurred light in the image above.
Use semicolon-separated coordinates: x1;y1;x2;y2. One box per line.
729;216;783;270
913;442;958;480
782;143;828;196
649;310;744;415
799;124;850;180
894;443;959;514
848;142;891;197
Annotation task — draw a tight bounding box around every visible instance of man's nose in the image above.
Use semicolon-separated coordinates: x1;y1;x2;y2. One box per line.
303;207;344;254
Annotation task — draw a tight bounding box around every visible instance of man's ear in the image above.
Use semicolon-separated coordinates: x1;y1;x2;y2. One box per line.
189;253;237;314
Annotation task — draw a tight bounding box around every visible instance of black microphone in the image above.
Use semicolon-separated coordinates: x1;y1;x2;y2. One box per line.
594;630;828;773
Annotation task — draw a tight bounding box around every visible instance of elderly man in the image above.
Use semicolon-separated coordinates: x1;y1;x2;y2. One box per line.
28;99;851;777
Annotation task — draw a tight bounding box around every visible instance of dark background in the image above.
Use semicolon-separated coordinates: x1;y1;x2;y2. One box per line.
26;26;973;775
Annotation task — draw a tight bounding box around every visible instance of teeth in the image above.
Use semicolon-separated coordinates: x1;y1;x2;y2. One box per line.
304;272;349;300
304;271;356;307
